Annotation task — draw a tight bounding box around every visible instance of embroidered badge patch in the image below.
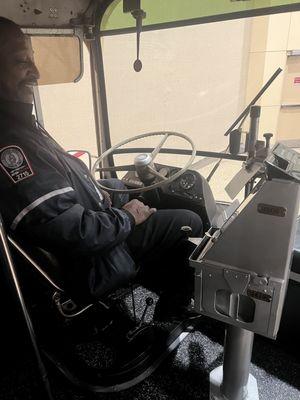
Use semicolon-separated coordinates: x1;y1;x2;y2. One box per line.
0;145;34;183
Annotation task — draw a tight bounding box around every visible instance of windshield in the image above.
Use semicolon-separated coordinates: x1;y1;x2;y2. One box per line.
100;10;300;201
102;20;246;196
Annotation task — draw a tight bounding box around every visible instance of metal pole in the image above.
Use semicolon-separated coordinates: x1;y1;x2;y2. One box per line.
0;215;55;400
224;68;282;137
247;106;261;159
221;325;254;400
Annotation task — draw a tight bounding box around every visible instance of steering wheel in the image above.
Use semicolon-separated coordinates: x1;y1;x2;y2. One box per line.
92;131;196;194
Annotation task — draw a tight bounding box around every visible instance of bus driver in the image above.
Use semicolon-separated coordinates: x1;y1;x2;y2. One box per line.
0;17;203;321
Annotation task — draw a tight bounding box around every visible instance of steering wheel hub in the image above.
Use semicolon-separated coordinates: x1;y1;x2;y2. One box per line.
134;153;152;167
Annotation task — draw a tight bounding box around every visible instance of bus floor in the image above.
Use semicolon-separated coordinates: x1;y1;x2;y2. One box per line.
0;286;299;400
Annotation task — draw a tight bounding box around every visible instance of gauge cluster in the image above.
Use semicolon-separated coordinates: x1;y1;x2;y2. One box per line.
179;172;196;190
165;169;203;201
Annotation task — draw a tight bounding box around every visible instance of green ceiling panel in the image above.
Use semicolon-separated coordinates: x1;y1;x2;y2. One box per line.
100;0;300;32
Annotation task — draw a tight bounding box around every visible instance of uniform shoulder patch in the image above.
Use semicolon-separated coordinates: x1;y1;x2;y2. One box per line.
0;145;34;183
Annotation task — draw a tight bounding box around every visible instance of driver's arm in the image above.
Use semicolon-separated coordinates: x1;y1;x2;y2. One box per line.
0;137;136;255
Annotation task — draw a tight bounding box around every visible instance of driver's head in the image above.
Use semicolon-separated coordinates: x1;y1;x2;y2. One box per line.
0;17;39;104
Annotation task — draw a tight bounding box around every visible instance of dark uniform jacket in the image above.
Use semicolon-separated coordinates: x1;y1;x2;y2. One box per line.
0;100;136;302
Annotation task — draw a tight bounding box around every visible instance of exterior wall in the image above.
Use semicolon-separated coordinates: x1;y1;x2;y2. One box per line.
246;11;300;144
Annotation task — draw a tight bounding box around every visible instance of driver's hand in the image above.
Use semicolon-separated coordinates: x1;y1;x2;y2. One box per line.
101;189;112;207
122;199;156;225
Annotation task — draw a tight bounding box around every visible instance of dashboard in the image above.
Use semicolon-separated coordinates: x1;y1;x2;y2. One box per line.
122;164;215;230
122;165;202;202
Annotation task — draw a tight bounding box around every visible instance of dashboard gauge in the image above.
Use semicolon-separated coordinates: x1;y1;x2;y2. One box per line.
179;172;196;190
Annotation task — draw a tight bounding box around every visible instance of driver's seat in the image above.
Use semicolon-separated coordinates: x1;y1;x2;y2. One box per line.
1;222;198;394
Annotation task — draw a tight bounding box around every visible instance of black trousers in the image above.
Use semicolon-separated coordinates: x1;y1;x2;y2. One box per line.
101;179;203;300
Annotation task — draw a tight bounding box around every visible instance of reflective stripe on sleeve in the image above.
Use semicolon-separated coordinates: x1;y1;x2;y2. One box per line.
10;187;74;231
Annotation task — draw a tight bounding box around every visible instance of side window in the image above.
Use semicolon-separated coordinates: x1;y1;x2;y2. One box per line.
32;37;97;157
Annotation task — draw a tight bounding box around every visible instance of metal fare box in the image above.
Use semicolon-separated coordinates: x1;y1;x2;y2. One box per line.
190;143;300;338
